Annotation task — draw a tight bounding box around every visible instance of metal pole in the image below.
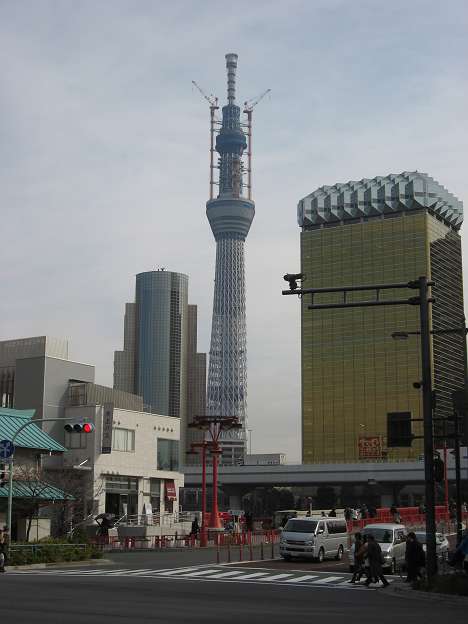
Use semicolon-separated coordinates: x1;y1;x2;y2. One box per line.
419;276;437;580
210;446;223;529
443;442;449;517
6;458;13;555
200;443;207;547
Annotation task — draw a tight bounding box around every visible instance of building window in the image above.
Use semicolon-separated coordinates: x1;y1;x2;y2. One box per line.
112;428;135;452
65;432;87;449
157;438;179;471
105;475;138;492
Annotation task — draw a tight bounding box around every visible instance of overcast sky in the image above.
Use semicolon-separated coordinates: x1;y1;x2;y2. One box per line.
1;1;467;462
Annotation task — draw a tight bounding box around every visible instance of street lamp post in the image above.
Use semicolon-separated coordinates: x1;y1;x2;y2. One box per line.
392;315;468;545
282;274;439;580
189;415;242;531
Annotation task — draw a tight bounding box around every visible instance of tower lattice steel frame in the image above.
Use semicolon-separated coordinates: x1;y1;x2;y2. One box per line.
204;53;255;463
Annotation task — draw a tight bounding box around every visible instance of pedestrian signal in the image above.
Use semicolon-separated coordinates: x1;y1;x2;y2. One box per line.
64;422;95;433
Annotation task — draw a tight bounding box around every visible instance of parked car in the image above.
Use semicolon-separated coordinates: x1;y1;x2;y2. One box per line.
347;523;407;574
413;531;449;560
280;517;348;562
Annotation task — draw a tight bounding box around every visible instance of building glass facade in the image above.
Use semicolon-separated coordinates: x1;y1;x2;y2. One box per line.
299;173;464;463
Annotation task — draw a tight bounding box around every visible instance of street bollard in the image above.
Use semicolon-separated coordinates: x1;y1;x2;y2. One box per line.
260;540;264;560
239;542;243;562
249;534;253;561
227;542;231;563
271;537;274;559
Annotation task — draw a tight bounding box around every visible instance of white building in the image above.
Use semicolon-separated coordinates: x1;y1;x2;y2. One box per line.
63;402;184;520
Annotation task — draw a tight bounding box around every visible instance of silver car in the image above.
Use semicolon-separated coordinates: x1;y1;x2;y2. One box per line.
413;531;449;560
347;523;407;574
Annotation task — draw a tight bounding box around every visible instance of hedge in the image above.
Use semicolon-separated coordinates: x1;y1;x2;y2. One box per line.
8;541;103;566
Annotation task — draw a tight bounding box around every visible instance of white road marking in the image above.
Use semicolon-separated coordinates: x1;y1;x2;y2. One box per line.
179;569;220;577
205;571;248;579
157;567;203;576
229;572;270;580
313;576;344;584
285;575;318;583
260;573;293;582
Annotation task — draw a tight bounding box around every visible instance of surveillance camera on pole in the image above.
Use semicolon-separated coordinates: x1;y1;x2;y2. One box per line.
283;273;304;292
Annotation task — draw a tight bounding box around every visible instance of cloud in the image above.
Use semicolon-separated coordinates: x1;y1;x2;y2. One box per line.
1;0;467;462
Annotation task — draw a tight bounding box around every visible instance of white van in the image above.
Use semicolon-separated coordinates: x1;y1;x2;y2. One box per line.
279;517;348;562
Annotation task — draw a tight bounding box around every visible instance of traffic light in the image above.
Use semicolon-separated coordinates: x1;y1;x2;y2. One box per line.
387;412;413;447
433;456;445;483
64;422;95;433
0;463;7;488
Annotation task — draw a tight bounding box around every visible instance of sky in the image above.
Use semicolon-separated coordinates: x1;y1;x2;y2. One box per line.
1;0;467;463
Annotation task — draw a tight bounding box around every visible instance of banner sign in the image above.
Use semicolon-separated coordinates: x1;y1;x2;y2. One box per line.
101;403;114;454
358;436;382;459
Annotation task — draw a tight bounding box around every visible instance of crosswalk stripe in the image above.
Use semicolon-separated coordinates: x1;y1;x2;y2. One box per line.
158;567;202;576
261;574;293;582
206;571;248;579
313;576;344;584
230;572;270;580
107;569;152;576
285;575;318;583
179;569;220;577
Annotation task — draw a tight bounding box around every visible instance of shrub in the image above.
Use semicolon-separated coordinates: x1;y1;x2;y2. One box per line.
8;542;103;566
414;574;468;596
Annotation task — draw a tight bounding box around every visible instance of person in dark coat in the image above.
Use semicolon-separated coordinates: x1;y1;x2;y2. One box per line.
364;535;389;587
328;508;337;517
405;532;425;582
190;517;200;538
349;533;365;583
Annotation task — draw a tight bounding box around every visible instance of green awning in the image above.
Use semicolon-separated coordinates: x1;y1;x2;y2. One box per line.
0;408;66;453
0;481;73;500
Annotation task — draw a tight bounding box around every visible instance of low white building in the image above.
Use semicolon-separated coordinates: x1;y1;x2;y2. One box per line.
62;401;184;522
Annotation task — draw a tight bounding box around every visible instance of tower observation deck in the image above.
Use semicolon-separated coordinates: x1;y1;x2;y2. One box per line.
205;53;255;465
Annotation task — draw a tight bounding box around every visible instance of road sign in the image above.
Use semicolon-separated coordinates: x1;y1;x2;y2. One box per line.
0;440;14;460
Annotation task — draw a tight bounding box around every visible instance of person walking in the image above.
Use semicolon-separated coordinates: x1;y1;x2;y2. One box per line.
364;535;389;587
328;508;337;517
405;532;425;582
0;527;8;573
349;533;365;583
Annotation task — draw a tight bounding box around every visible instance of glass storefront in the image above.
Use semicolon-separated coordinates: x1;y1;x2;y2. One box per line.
105;475;138;518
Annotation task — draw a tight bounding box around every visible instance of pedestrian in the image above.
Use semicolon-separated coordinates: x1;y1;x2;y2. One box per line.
449;529;468;572
328;508;337;517
405;532;425;583
190;516;199;538
364;535;389;587
349;533;365;583
244;511;254;533
0;527;8;573
344;507;352;522
390;503;401;523
360;504;368;519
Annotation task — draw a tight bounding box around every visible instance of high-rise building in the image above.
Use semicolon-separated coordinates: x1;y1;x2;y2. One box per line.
114;270;206;463
185;305;207;465
297;172;464;463
205;53;256;465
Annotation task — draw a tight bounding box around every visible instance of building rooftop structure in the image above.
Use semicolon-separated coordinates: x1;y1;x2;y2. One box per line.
298;171;463;230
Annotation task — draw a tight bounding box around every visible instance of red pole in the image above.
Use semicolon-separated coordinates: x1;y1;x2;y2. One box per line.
443;442;449;517
200;443;208;546
210;446;223;529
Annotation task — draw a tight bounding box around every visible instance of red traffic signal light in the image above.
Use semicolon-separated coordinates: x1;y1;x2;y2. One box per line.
64;422;95;433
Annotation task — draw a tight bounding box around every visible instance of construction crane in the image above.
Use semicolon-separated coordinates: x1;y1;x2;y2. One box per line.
192;80;218;107
243;88;271;112
243;89;270;200
192;80;220;200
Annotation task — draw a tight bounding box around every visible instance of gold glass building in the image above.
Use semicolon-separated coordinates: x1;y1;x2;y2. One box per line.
298;172;464;463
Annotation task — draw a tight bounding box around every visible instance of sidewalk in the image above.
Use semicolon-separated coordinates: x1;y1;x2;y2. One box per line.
385;578;468;605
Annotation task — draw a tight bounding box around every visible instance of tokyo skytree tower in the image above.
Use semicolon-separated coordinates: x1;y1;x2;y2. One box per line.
202;53;259;464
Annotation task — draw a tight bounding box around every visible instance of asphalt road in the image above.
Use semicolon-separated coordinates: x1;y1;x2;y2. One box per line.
2;551;467;624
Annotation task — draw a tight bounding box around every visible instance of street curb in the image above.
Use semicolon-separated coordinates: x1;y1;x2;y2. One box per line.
6;558;113;571
384;581;468;605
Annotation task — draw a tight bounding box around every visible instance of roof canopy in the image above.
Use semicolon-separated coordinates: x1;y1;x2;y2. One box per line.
298;171;463;230
0;408;66;454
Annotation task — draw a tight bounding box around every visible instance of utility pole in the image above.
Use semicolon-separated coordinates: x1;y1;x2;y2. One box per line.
282;274;439;581
418;276;437;579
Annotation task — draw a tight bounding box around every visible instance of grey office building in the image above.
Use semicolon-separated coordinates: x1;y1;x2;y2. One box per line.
114;270;206;462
